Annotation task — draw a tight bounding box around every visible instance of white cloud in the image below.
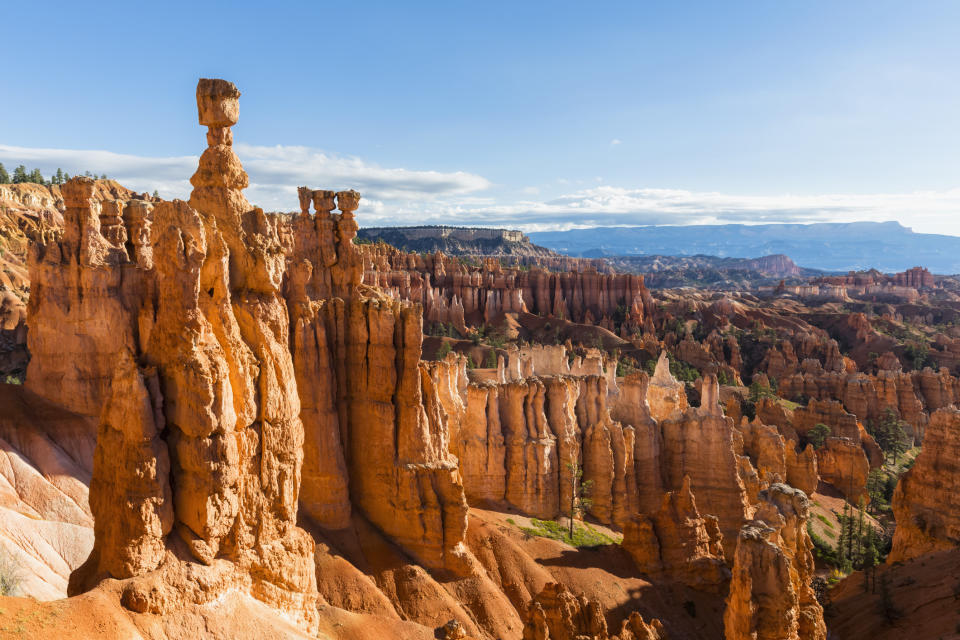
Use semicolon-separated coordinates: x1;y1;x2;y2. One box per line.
0;144;196;199
610;138;622;146
234;144;490;210
419;185;960;236
2;144;960;236
0;143;490;211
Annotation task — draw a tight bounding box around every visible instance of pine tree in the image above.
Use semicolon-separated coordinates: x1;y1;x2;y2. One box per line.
845;503;855;570
836;502;856;574
0;163;9;184
871;409;910;464
855;497;866;567
53;168;64;185
808;423;831;449
565;455;593;540
12;165;28;183
866;469;887;514
862;526;879;593
28;168;45;185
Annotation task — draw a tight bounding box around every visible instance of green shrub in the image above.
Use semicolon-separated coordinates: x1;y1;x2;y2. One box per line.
807;522;837;565
519;518;617;547
808;423;831;450
0;550;21;596
435;341;452;360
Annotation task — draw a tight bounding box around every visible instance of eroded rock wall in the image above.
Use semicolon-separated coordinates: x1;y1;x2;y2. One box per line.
889;407;960;563
723;485;825;640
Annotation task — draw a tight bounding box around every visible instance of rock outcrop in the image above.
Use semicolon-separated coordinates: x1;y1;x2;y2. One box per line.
47;80;320;629
724;485;825;640
815;437;869;501
522;583;608;640
363;241;651;337
454;373;635;528
646;352;688;422
26;78;473;629
889;407;960;563
659;376;753;558
0;384;96;599
622;476;728;591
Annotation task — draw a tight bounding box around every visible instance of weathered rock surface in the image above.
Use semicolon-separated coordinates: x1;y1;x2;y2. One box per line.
724;484;825;640
522;582;608;640
622;476;728;592
363;242;651;337
815;437;869;501
646;352;689;422
0;384;96;599
889;407;960;563
659;376;753;559
452;372;636;528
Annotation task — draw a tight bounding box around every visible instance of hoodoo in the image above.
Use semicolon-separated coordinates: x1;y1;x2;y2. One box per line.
2;75;956;640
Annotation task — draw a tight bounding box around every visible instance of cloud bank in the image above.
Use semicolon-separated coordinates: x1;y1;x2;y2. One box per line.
2;144;959;236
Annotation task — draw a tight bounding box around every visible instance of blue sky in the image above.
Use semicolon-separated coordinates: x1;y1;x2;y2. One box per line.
3;0;960;232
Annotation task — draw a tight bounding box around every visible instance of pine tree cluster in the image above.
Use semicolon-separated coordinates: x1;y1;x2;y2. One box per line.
0;163;107;186
867;408;911;465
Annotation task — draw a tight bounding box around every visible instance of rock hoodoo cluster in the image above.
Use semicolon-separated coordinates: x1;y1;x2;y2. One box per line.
20;76;960;640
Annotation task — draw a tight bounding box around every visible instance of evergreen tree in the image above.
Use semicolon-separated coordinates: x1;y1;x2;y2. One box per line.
152;189;159;198
855;497;866;566
27;168;45;185
565;455;594;540
808;423;831;449
836;504;848;571
866;469;887;514
862;526;879;594
53;168;64;185
870;409;910;464
63;172;70;181
845;503;855;569
0;163;8;184
11;165;28;183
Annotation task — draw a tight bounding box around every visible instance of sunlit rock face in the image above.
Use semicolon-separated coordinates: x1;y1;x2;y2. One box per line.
889;407;960;563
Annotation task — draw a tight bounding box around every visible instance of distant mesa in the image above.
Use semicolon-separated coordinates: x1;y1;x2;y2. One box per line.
357;225;558;258
530;221;960;274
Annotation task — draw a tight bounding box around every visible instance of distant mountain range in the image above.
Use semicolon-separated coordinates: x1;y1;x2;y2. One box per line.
529;221;960;274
